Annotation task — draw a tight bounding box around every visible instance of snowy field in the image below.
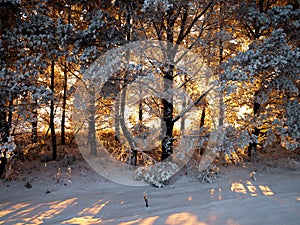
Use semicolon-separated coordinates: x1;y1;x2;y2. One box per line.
0;160;299;225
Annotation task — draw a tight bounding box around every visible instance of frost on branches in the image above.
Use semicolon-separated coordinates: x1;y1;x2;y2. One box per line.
135;161;178;188
221;28;300;150
0;136;16;156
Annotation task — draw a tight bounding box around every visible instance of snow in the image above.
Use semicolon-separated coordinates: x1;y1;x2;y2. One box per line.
0;160;299;225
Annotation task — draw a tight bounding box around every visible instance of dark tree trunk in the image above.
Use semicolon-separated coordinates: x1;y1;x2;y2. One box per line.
61;65;67;145
31;108;38;143
0;109;8;177
248;92;261;157
50;60;57;160
0;109;9;177
161;64;174;161
200;105;206;128
138;101;143;122
88;87;97;156
0;149;7;177
0;109;9;143
121;6;137;165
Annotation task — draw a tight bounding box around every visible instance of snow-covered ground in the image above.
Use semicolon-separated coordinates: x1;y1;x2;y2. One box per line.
0;160;299;225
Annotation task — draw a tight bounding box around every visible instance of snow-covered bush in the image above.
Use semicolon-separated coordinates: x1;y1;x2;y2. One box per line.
0;136;16;158
134;161;178;187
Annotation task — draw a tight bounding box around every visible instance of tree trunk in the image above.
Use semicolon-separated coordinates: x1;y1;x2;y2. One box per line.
138;101;143;122
248;91;261;157
0;102;12;144
120;80;137;166
161;64;175;161
200;105;206;128
114;94;121;142
31;108;38;143
88;86;97;156
50;60;57;160
0;108;8;177
120;6;138;165
0;149;7;177
180;74;187;135
61;64;67;145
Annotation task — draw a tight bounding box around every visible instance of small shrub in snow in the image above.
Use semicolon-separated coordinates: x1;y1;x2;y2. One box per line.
197;165;221;183
135;161;178;187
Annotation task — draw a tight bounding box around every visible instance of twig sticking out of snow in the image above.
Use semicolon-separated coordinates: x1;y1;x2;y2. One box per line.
197;165;221;183
144;192;149;207
56;167;61;183
67;165;72;178
249;171;256;182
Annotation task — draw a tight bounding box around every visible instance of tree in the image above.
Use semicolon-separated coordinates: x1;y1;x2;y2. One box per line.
140;0;217;161
222;28;300;152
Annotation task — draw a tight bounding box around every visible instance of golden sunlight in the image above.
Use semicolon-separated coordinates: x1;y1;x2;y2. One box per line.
231;181;275;197
61;216;103;225
246;181;258;197
209;188;222;200
165;212;207;225
231;182;247;195
0;203;30;218
27;198;78;224
259;185;274;196
118;216;159;225
78;200;109;216
0;198;78;225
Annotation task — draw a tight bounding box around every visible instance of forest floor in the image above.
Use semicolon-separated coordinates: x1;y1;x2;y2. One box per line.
0;145;300;225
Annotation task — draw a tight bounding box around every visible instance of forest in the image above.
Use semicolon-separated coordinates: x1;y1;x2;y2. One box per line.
0;0;300;223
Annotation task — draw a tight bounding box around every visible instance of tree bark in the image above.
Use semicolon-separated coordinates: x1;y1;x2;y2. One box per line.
161;64;175;161
114;94;121;142
200;105;206;128
0;108;8;177
248;91;261;157
50;60;57;160
88;86;97;156
31;108;38;143
180;74;187;135
120;80;137;166
61;64;67;145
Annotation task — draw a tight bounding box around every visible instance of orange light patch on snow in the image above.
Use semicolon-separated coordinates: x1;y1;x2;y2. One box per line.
118;216;159;225
0;202;9;209
210;188;222;200
62;216;103;225
31;198;77;224
246;181;258;196
165;212;207;225
78;200;109;216
218;188;222;200
0;198;77;225
231;182;247;194
0;203;30;218
259;185;274;196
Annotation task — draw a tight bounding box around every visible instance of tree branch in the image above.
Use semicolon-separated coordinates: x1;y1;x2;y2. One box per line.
172;87;213;123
